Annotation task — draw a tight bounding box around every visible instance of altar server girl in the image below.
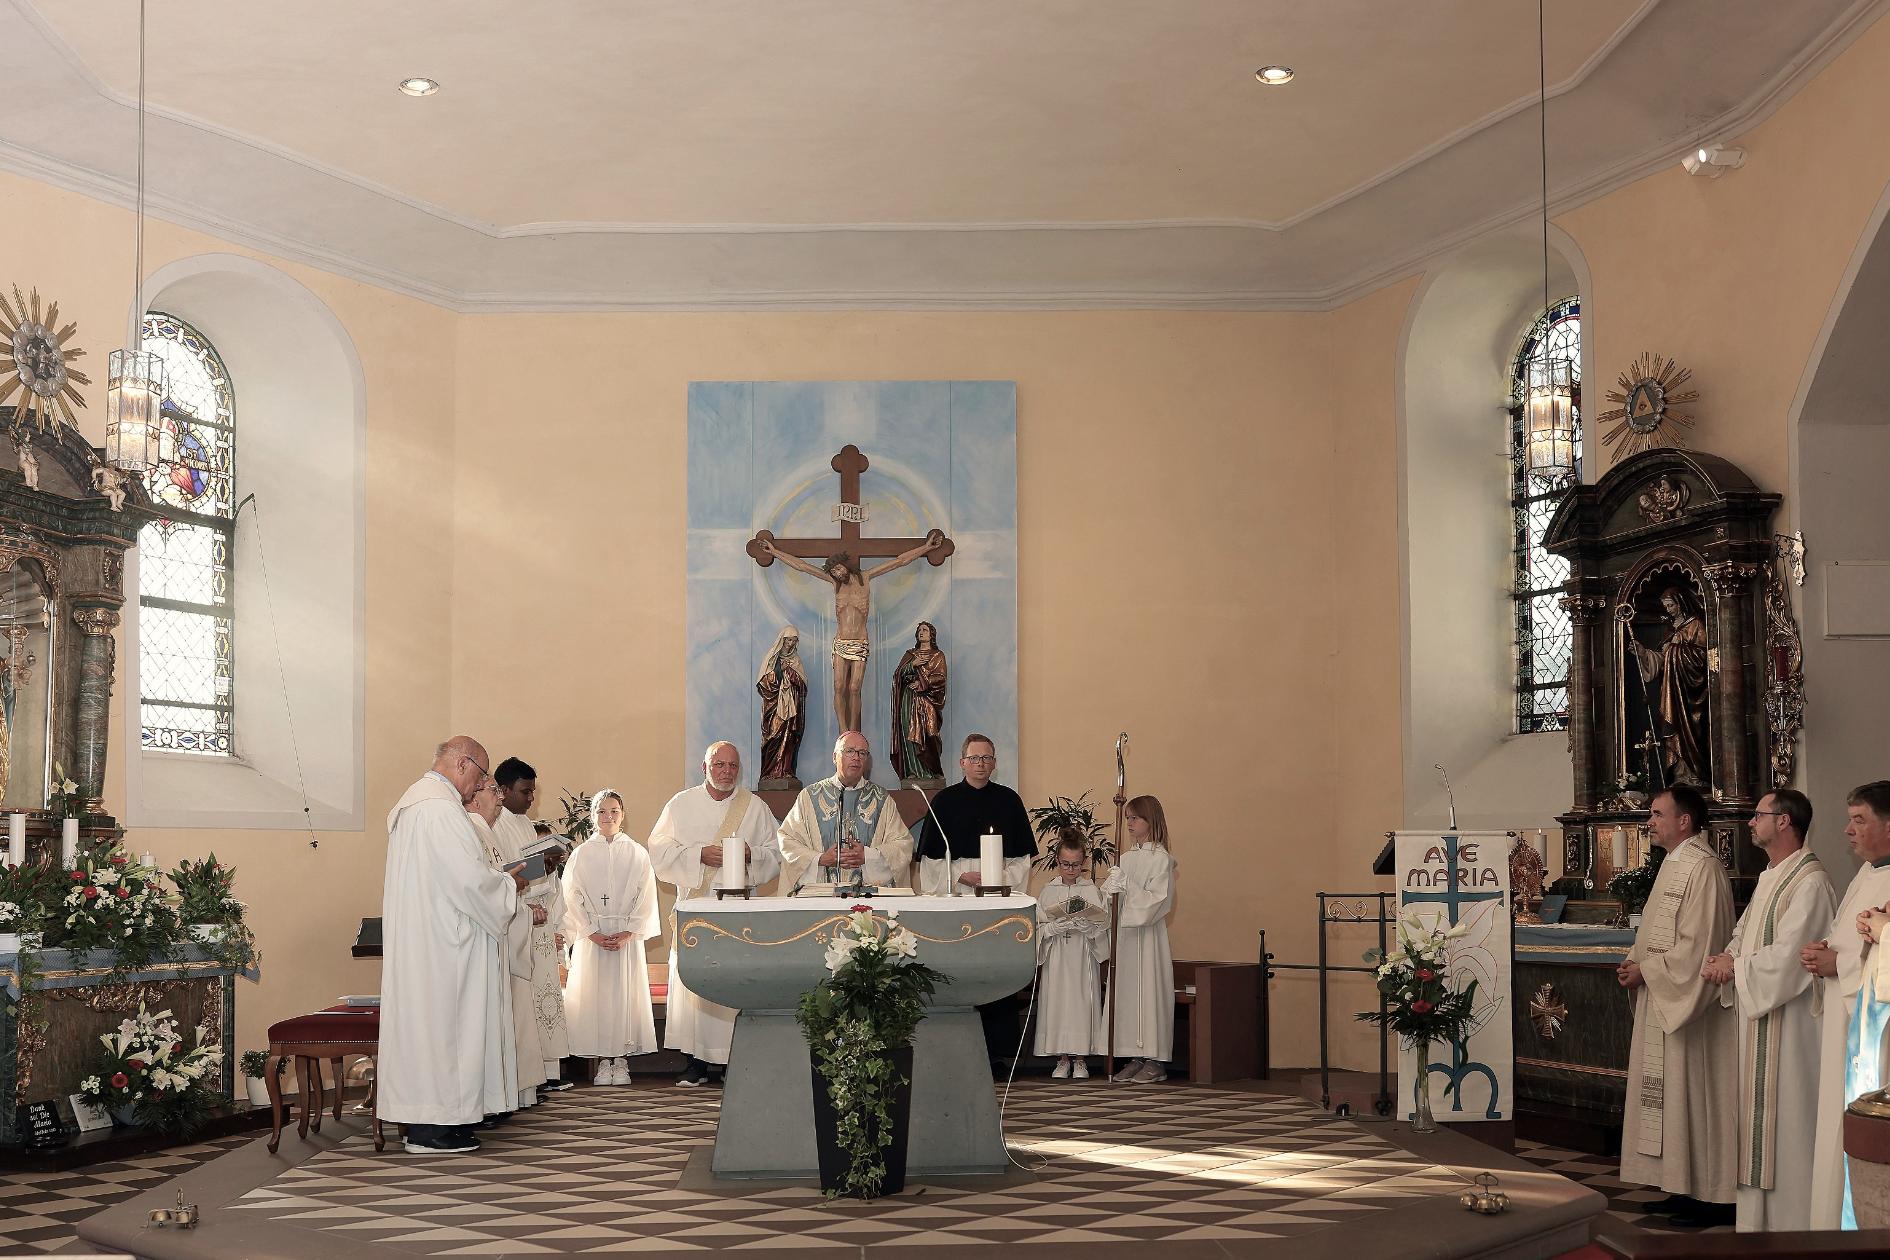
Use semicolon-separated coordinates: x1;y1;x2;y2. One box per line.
1102;794;1176;1083
561;789;660;1085
1035;832;1110;1078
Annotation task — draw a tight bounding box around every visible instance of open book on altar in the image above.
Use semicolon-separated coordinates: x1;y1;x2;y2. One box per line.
792;884;915;897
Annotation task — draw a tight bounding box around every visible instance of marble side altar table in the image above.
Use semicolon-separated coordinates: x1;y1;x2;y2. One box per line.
676;894;1036;1179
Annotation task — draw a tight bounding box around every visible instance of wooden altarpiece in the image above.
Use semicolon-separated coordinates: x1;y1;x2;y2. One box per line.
1543;447;1788;899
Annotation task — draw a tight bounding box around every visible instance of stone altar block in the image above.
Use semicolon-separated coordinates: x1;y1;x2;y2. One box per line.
675;894;1036;1179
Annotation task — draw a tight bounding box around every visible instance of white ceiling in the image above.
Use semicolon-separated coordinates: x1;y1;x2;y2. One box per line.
1;0;1883;310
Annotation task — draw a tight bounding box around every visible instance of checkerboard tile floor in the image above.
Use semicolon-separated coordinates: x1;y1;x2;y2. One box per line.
1512;1138;1733;1235
0;1132;252;1254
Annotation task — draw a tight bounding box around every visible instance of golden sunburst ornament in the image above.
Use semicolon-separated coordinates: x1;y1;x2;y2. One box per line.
0;285;89;433
1596;352;1698;462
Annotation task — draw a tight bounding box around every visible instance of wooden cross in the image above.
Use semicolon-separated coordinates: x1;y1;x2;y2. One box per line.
745;444;955;569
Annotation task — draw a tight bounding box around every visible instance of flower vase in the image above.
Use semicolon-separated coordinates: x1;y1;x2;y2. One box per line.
109;1103;140;1128
1411;1039;1437;1133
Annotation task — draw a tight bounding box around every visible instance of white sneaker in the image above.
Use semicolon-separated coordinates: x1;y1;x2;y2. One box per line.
1071;1059;1090;1079
592;1058;615;1086
1132;1060;1168;1083
1051;1058;1072;1079
613;1058;634;1086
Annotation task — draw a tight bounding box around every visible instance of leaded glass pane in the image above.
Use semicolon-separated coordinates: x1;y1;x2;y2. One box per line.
138;312;235;757
1510;297;1582;734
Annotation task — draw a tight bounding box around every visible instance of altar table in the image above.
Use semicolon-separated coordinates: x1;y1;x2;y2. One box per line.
675;894;1036;1179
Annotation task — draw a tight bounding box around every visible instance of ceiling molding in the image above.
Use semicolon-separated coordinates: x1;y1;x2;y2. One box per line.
2;0;1883;314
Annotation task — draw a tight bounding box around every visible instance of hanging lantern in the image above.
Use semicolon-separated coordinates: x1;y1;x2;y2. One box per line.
1526;355;1576;478
105;346;164;473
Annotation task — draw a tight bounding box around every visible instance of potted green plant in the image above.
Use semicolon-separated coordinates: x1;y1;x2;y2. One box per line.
1356;911;1483;1132
1028;792;1116;872
795;905;944;1199
554;789;596;843
239;1049;273;1107
1608;844;1667;927
169;854;260;972
77;1002;223;1136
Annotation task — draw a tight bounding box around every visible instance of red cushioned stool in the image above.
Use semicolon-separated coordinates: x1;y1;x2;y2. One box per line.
265;1004;382;1153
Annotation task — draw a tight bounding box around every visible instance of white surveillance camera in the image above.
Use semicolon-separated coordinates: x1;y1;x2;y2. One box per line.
1682;145;1746;178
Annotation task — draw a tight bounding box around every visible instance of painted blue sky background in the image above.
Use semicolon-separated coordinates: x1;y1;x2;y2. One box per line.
686;381;1018;790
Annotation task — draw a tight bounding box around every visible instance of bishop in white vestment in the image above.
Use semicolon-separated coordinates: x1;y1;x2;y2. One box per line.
1703;791;1833;1232
561;791;661;1083
648;743;782;1080
776;732;914;892
378;738;523;1152
1807;784;1890;1228
1619;796;1738;1213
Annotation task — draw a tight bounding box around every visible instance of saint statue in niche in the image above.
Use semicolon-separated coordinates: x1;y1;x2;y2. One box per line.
754;532;945;734
1630;585;1712;789
890;622;948;788
756;626;808;791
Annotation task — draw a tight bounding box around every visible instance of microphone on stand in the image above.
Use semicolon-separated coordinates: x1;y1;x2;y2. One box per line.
1434;763;1459;832
911;784;959;894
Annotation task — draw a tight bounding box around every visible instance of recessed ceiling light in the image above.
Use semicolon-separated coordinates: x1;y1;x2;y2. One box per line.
1254;65;1295;86
398;77;440;97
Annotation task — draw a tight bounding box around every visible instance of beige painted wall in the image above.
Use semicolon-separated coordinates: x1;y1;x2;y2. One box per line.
2;7;1889;1076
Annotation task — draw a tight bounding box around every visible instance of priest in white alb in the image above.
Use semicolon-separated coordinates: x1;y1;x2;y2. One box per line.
647;741;782;1085
1618;783;1738;1227
777;731;914;892
1700;788;1834;1231
1806;779;1890;1228
378;736;527;1155
467;778;537;1112
493;757;571;1091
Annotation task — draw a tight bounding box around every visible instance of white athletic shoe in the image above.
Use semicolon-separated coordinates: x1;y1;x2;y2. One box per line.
1131;1061;1168;1083
1071;1060;1090;1079
1111;1061;1143;1083
593;1058;616;1086
613;1058;634;1086
1051;1058;1072;1079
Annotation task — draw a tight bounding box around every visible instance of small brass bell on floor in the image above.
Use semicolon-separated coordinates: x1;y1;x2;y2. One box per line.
1460;1172;1510;1215
148;1191;199;1228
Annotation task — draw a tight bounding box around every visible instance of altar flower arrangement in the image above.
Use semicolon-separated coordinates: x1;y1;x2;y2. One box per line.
47;761;82;819
796;905;945;1200
77;1003;222;1137
1356;911;1481;1132
57;851;179;971
170;854;260;972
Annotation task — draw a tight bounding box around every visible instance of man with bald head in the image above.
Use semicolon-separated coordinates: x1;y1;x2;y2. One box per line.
379;736;528;1154
776;731;915;892
648;742;783;1085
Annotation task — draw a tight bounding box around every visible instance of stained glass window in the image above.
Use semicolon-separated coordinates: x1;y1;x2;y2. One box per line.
137;312;234;756
1510;298;1582;733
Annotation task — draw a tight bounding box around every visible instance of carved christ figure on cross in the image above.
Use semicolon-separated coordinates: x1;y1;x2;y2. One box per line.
755;535;944;733
747;444;953;736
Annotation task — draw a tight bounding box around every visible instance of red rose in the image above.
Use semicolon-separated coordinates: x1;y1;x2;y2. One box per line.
1416;968;1435;981
70;871;85;881
110;1072;129;1089
850;904;872;913
111;855;128;866
1411;999;1433;1015
129;1059;145;1071
83;886;99;900
115;887;130;900
170;1044;182;1057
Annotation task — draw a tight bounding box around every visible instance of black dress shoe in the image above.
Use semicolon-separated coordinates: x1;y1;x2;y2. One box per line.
477;1113;510;1130
403;1125;479;1154
1643;1194;1694;1215
1667;1201;1735;1229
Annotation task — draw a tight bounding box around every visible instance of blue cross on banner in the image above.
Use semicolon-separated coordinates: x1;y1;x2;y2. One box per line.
1402;833;1506;926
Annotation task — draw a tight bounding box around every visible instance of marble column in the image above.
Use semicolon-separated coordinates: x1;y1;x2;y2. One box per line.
1559;593;1608;813
71;606;119;813
1704;561;1758;808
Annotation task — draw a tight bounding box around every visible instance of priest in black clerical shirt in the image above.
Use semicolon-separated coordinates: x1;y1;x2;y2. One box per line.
915;733;1036;1072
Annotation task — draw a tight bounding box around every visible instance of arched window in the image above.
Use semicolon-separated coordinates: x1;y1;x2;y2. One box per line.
137;312;235;755
1510;297;1582;733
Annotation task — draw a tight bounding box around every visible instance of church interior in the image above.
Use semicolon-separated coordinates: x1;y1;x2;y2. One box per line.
5;0;1890;1256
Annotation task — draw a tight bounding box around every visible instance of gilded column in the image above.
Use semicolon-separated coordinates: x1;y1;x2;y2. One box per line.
72;606;120;812
1559;593;1608;813
1704;561;1759;807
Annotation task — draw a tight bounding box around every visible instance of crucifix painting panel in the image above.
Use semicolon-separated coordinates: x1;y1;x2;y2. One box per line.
685;381;1019;793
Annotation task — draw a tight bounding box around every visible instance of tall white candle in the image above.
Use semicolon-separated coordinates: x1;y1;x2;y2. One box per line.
979;832;1004;888
721;838;745;890
6;813;23;867
1611;826;1629;871
1532;828;1549;873
141;851;155;870
61;817;79;866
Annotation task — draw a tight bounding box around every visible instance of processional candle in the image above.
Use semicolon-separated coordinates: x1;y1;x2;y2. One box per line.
1611;826;1629;872
720;837;745;890
61;817;79;866
6;812;23;867
979;831;1004;888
